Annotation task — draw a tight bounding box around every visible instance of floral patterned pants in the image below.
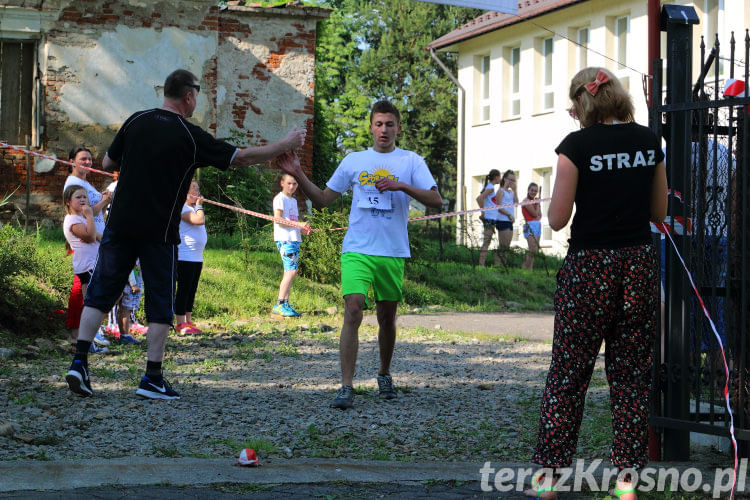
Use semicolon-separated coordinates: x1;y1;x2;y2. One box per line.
532;244;658;470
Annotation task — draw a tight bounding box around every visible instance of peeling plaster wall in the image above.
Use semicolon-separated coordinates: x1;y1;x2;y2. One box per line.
0;0;327;222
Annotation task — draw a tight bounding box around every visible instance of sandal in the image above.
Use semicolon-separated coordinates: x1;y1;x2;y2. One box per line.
524;472;557;499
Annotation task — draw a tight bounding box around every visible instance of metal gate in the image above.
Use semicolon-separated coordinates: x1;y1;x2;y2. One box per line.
650;5;750;460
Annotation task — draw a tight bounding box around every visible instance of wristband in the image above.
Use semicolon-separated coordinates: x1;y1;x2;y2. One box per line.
195;205;204;211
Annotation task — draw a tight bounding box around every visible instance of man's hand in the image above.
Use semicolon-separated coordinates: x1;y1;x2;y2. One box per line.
283;125;306;150
375;177;402;193
276;151;302;177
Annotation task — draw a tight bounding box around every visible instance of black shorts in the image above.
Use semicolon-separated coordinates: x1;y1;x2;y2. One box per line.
483;219;513;232
75;270;93;286
84;228;176;324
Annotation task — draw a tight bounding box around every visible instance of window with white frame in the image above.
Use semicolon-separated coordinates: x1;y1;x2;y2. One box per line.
0;39;36;145
542;37;554;110
533;167;552;241
576;27;589;70
705;0;726;77
479;55;490;122
510;46;521;117
615;15;629;71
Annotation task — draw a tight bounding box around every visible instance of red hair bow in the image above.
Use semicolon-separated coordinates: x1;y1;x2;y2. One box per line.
584;70;611;96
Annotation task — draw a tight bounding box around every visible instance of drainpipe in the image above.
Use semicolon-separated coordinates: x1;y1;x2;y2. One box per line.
648;0;661;107
429;47;467;244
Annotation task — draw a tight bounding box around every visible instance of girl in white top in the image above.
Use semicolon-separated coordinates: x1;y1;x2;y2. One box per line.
476;169;501;267
175;180;207;334
495;170;518;265
62;146;111;234
63;184;102;347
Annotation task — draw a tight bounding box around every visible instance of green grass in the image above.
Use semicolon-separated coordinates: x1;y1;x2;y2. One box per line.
7;227;557;345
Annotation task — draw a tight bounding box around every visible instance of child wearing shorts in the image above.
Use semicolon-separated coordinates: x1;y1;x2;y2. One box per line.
272;173;310;317
63;184;107;354
117;263;144;344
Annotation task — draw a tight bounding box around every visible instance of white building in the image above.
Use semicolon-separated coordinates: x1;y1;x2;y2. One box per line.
428;0;748;256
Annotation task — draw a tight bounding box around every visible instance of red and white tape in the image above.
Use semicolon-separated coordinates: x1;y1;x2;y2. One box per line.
0;141;117;178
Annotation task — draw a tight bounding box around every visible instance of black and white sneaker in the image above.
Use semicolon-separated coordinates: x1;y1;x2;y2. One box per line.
135;376;180;400
377;374;397;400
66;360;93;397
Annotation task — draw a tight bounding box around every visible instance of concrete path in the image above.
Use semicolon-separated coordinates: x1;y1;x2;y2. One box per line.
363;311;555;342
0;457;734;499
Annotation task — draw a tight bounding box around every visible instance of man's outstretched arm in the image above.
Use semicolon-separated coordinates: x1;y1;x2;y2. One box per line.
232;126;306;167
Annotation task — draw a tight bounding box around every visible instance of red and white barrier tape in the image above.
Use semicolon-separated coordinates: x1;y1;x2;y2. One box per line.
202;196;550;233
661;223;738;499
0;141;117;178
201;198;311;232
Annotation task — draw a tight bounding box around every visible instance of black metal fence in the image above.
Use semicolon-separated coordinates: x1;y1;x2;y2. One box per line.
651;5;750;460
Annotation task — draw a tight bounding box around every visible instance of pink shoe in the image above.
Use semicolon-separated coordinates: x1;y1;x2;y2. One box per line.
130;322;148;335
186;321;203;334
176;322;201;334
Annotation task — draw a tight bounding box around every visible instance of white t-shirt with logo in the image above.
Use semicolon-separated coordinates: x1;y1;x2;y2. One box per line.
63;176;106;234
63;214;99;274
273;192;301;242
178;205;208;262
327;147;437;258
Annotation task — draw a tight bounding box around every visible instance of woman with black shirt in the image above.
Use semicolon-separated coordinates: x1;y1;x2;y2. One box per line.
525;67;667;500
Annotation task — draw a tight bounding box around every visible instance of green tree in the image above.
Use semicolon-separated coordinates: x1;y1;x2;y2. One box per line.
314;0;479;205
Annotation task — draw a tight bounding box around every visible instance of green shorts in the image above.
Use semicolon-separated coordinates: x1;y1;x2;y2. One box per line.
340;252;405;304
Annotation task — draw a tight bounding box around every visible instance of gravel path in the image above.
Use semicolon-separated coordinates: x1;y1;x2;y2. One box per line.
363;311;555;341
1;316;614;465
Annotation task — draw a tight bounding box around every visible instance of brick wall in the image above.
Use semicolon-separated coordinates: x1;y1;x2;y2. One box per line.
0;0;327;224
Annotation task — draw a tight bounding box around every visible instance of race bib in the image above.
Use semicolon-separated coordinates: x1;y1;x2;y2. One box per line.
357;185;392;210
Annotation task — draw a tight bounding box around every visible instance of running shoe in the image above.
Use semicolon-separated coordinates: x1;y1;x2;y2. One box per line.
330;385;354;409
271;303;284;316
135;376;180;400
185;321;203;334
282;303;302;317
93;330;111;346
88;344;108;354
65;359;92;397
119;333;142;344
377;374;397;400
176;322;201;334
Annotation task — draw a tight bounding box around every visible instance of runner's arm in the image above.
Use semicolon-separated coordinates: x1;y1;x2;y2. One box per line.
276;152;340;208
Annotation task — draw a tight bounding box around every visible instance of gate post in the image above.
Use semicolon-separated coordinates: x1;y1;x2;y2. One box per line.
660;4;699;461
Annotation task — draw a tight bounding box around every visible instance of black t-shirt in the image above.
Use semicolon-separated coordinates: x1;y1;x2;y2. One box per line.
555;122;664;250
106;109;236;244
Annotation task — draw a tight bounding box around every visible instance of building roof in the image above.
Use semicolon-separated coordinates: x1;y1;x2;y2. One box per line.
427;0;586;51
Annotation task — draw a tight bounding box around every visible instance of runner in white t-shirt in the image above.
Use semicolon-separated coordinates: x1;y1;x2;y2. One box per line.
277;100;443;409
271;173;310;318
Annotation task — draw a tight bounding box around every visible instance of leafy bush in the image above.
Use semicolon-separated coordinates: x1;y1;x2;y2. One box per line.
299;208;349;284
0;225;68;336
0;225;39;284
199;129;276;236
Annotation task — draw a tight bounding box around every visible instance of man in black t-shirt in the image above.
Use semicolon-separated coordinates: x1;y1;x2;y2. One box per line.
65;69;306;400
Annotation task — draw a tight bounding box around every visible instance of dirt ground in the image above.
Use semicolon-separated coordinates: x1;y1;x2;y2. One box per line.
362;311;555;342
